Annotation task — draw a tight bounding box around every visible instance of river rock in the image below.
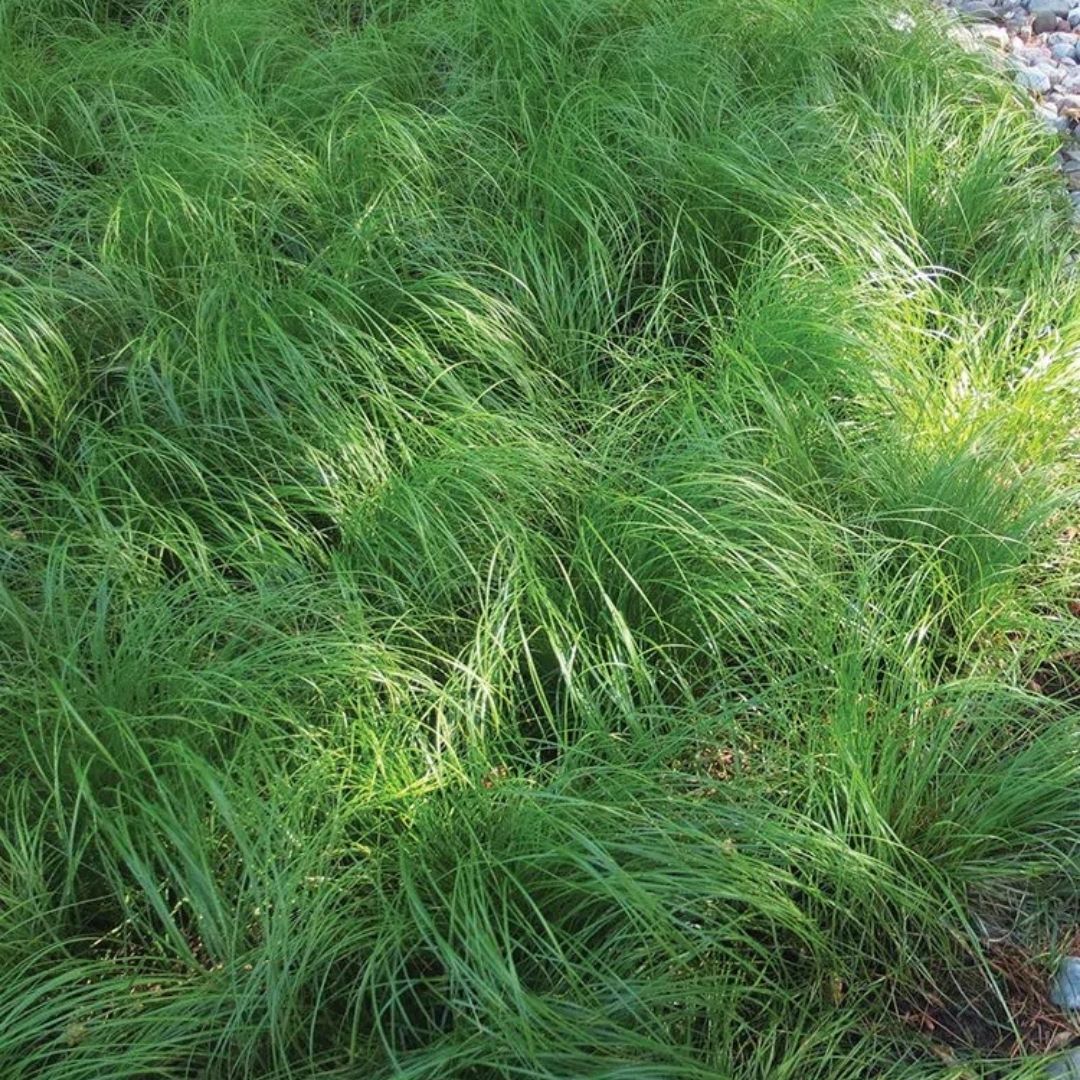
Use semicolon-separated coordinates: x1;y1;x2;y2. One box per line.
1047;1047;1080;1079
1018;66;1054;90
1029;0;1070;17
1050;957;1080;1010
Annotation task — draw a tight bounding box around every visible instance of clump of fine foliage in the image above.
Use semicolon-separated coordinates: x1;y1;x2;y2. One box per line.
1;0;1079;1076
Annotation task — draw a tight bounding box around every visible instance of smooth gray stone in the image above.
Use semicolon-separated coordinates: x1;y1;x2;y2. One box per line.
1047;1047;1080;1079
1050;956;1080;1009
1041;61;1068;84
960;0;999;17
1018;66;1054;91
1030;0;1070;16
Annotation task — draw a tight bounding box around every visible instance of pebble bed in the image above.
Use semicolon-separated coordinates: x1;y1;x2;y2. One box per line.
938;0;1080;220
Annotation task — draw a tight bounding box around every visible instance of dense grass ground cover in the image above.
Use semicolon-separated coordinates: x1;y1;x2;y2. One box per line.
2;0;1080;1075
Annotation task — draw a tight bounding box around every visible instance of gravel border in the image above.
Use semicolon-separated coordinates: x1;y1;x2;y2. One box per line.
935;0;1080;220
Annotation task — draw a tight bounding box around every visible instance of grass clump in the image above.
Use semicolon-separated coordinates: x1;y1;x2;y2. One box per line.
1;0;1080;1075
